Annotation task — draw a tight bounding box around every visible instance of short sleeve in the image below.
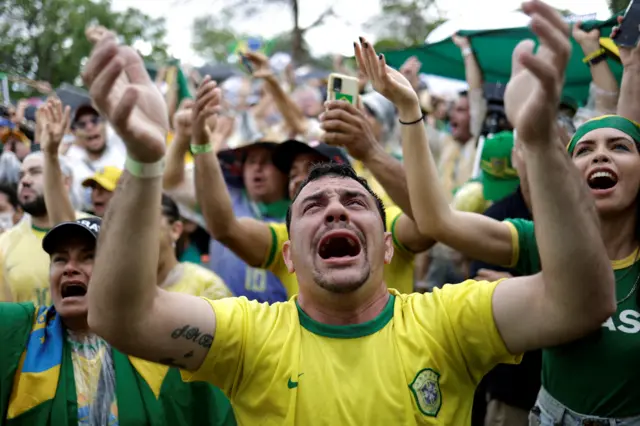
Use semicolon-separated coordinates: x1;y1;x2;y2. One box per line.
180;297;254;396
262;223;289;272
432;280;521;382
502;219;540;275
386;206;412;256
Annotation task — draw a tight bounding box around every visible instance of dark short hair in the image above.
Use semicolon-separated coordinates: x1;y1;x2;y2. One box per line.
0;182;19;209
285;163;386;234
161;193;181;223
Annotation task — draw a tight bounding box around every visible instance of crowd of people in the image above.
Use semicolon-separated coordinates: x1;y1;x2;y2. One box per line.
0;0;639;424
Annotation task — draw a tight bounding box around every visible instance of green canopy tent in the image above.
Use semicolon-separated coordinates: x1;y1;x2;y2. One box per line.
382;15;623;105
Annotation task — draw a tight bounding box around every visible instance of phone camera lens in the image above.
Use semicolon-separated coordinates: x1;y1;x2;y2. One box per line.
333;78;342;93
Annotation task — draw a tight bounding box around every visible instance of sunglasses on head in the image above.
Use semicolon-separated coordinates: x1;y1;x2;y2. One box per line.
74;115;101;129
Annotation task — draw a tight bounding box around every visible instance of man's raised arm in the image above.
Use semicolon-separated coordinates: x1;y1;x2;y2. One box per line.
85;31;215;371
482;1;615;353
191;76;272;268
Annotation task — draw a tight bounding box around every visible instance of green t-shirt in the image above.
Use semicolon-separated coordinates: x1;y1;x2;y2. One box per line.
505;218;640;417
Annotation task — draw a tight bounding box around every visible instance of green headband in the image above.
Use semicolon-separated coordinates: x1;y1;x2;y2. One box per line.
567;115;640;154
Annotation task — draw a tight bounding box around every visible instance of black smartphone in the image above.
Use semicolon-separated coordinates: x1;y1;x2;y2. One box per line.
613;0;640;48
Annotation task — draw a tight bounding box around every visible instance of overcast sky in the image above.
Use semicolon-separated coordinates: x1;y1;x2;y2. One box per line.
111;0;612;66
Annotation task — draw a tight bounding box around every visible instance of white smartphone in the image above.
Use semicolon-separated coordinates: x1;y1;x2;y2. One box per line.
326;73;359;106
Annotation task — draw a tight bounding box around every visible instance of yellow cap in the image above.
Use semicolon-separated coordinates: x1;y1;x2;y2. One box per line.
82;166;123;192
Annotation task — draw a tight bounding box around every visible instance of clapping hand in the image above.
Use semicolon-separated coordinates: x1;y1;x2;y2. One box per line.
39;98;71;156
354;37;420;112
243;51;274;79
81;31;169;163
504;0;571;147
192;75;222;147
572;21;601;54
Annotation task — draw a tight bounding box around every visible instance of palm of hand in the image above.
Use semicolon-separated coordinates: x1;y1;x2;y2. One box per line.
374;66;418;107
511;74;558;143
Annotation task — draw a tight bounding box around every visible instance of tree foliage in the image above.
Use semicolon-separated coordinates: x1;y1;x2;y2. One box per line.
0;0;169;95
190;0;334;64
365;0;445;48
609;0;629;14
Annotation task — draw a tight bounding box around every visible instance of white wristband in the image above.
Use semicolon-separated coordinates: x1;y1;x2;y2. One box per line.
125;156;165;179
462;47;473;57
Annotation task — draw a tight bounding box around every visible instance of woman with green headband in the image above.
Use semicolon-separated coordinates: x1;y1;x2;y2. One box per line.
405;111;640;424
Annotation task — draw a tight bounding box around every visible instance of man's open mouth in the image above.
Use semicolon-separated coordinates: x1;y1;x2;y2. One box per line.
318;231;361;259
587;169;618;191
61;282;87;298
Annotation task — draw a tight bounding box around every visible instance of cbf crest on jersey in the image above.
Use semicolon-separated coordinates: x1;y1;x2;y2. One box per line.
409;368;442;417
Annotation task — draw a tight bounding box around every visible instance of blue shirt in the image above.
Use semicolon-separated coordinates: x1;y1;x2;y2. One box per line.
209;186;288;304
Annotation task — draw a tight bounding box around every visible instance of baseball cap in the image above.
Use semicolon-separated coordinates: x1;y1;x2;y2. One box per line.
480;131;520;202
42;216;102;255
73;103;99;124
272;140;351;174
82;166;123;192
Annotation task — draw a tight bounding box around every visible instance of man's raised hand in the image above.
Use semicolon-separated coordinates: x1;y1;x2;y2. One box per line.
320;101;379;161
192;75;222;147
355;37;419;110
81;33;168;163
506;0;571;146
39;98;71;156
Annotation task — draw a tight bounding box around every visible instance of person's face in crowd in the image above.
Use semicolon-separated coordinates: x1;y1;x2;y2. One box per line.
283;176;392;295
243;146;287;203
0;191;22;230
18;155;48;217
288;153;327;199
90;185;114;218
293;89;323;118
49;237;95;321
159;211;183;259
572;128;640;216
434;100;448;121
74;112;106;154
3;137;31;161
363;108;384;142
449;96;472;143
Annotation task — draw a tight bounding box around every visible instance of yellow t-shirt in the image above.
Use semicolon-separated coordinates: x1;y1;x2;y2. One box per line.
263;206;415;297
0;213;90;305
352;160;395;209
163;262;233;300
182;280;520;425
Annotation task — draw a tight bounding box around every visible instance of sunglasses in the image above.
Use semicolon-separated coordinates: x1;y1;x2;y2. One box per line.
74;115;101;129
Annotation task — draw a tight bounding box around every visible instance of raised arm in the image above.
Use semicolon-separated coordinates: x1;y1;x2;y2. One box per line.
488;1;614;353
573;22;619;114
40;99;76;224
191;76;273;268
85;31;215;371
355;38;514;266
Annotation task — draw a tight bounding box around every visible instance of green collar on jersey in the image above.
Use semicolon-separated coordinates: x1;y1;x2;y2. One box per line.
296;294;395;339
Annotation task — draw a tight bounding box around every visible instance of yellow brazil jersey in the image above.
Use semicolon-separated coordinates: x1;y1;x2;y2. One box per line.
262;206;415;297
182;280;521;425
0;213;90;305
163;262;233;300
352;160;395;209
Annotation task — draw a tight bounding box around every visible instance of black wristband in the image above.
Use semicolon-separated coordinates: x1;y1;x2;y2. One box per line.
399;114;425;125
589;54;607;66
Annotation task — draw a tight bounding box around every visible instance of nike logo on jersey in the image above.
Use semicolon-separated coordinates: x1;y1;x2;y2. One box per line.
287;373;304;389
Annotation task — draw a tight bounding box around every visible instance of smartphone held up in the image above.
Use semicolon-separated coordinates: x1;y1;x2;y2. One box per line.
326;73;359;106
613;0;640;48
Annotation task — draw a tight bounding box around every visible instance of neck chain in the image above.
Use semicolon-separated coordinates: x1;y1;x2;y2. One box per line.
616;249;640;305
